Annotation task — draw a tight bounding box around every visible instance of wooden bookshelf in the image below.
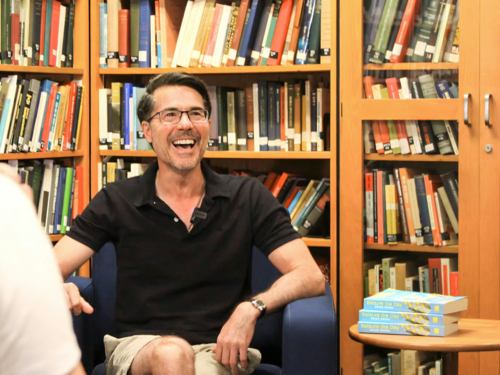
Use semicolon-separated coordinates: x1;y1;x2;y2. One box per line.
100;150;332;159
365;243;459;254
0;66;84;75
90;0;338;306
363;62;459;71
364;154;459;162
0;151;85;161
100;65;330;75
50;234;64;242
340;0;482;374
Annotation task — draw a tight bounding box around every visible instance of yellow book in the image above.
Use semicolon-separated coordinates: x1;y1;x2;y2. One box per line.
190;0;215;67
291;179;319;223
198;7;215;67
111;83;123;150
54;86;69;151
107;161;118;184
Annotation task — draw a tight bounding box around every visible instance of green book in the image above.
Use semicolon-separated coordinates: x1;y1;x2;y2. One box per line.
405;0;430;61
65;3;75;67
43;0;53;66
1;0;12;64
411;0;439;62
380;87;401;154
382;257;398;290
294;180;330;230
260;0;282;66
60;167;74;234
424;266;431;293
227;91;237;151
130;0;140;67
306;0;321;64
369;0;400;64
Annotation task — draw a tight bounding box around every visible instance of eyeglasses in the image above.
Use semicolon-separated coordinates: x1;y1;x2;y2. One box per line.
148;109;209;125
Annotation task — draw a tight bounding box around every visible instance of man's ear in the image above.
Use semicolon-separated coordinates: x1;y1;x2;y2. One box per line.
142;121;152;143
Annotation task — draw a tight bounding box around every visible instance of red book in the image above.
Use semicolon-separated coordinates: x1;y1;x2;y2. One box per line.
365;171;374;243
263;172;279;191
48;0;61;67
280;85;286;151
11;13;20;65
118;10;130;68
386;78;410;154
450;272;459;296
390;0;422;63
428;258;442;294
284;187;300;208
39;0;47;66
40;84;59;152
267;0;294;66
63;82;78;151
245;86;254;151
201;4;223;68
425;175;444;246
377;170;384;244
72;166;84;223
226;0;250;67
272;172;289;197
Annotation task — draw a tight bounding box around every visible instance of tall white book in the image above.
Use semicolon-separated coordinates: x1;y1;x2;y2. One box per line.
171;0;194;67
211;5;233;68
175;0;206;67
99;89;111;150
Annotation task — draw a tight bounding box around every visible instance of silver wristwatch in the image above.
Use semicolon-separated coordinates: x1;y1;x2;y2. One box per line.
250;299;267;319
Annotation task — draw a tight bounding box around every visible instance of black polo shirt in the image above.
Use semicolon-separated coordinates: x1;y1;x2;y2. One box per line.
68;160;300;344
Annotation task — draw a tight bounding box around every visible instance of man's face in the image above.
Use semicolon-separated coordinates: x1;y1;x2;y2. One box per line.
142;85;211;175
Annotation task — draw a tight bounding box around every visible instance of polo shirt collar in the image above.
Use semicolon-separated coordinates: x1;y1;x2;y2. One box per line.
133;159;230;207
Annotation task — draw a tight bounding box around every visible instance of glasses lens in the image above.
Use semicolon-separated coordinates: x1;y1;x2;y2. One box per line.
160;110;181;124
188;110;208;123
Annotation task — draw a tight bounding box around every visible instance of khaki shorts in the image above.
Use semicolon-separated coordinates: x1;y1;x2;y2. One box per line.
103;334;262;375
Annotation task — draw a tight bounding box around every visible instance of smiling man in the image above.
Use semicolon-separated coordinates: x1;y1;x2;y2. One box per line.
54;72;325;375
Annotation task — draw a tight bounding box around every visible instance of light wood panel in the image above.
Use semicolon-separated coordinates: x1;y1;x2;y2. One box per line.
303;238;331;248
50;234;64;242
360;99;459;120
339;0;364;372
364;63;459;71
0;66;84;74
0;151;85;160
479;0;500;373
365;244;459;254
99;65;330;75
100;150;332;159
364;154;459;162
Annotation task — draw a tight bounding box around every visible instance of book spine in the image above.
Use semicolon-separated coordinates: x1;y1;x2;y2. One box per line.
155;1;161;68
118;10;130;67
359;310;448;325
383;0;408;62
176;0;206;68
64;3;74;67
201;4;223;67
252;83;260;151
267;82;276;151
207;86;218;150
411;0;438;62
226;91;236;151
138;0;152;68
60;4;70;67
306;0;321;64
236;89;248;150
358;322;451;337
390;0;420;62
249;0;273;66
245;86;254;151
297;189;330;237
415;175;434;245
130;0;140;67
111;83;121;150
226;0;250;67
365;172;375;243
295;0;316;64
99;3;108;66
394;168;410;243
369;0;399;64
441;172;458;219
424;0;447;62
260;0;281;66
258;81;268;151
287;0;305;64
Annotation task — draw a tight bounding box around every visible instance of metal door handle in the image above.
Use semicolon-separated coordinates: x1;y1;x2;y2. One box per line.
485;94;492;126
464;94;471;126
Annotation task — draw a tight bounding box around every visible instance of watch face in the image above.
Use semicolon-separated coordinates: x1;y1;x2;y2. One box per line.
253;299;266;310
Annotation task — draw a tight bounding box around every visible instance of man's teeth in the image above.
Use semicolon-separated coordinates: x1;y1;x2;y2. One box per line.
173;139;195;145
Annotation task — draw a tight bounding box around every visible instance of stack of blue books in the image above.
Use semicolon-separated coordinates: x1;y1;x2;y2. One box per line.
358;289;468;337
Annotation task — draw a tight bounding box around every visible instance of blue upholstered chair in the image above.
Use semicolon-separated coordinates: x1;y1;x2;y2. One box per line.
69;242;337;375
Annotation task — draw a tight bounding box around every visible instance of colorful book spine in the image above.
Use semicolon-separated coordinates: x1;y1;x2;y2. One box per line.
306;0;321;64
295;0;316;64
237;0;264;66
359;309;458;325
139;0;153;68
369;0;399;64
358;322;457;337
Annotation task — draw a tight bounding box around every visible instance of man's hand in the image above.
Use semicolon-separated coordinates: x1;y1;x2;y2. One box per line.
0;163;32;201
64;282;94;316
212;302;260;375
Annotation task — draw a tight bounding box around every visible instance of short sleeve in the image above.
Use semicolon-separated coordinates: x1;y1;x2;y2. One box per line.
250;179;301;257
0;176;81;375
67;187;115;252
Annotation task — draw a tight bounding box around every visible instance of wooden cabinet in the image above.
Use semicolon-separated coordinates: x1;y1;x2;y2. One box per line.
339;0;485;373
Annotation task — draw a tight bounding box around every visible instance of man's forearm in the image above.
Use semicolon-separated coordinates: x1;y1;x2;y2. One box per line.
252;265;325;315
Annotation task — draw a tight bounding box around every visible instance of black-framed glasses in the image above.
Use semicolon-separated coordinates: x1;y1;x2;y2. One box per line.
148;109;209;125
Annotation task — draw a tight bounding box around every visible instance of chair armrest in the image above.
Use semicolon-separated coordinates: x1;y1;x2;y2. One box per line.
67;276;94;375
282;282;337;375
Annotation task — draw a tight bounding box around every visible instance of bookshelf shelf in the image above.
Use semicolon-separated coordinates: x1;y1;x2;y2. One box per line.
363;63;459;71
99;65;331;76
100;150;332;159
0;66;84;75
0;151;85;161
364;154;459;162
365;243;459;254
49;234;64;242
303;238;331;247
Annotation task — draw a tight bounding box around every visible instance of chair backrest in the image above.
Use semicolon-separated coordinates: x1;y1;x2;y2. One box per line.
91;243;284;368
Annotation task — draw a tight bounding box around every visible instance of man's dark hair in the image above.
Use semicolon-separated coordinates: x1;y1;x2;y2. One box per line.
137;72;212;124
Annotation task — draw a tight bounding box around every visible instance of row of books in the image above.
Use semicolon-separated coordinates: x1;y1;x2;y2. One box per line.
232;170;331;237
364;0;459;64
98;157;149;190
364;257;459;297
364;169;458;246
360;289;467;338
0;0;75;67
363;74;459;156
0;75;85;154
5;159;84;235
99;80;331;152
101;0;331;69
364;350;452;375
